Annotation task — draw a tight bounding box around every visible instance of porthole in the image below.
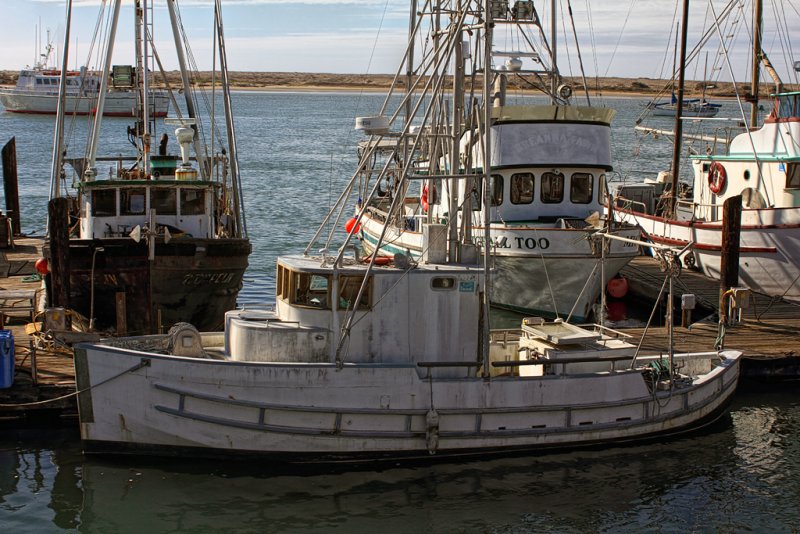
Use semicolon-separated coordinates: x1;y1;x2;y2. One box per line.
743;169;751;180
431;277;456;290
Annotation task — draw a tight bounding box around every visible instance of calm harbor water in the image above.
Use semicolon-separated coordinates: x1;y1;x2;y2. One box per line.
2;93;794;532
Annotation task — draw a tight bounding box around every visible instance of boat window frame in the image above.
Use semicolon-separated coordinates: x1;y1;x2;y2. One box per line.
490;174;504;206
430;178;442;206
431;277;457;291
510;172;535;205
599;174;608;204
540;171;565;204
287;270;331;310
569;172;594;204
150;187;178;215
91;188;118;217
338;275;372;310
180;188;206;216
120;188;147;216
786;163;800;189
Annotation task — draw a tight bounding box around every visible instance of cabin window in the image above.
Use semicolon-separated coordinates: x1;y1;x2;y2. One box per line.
599;174;608;204
541;172;564;203
778;95;799;118
469;177;482;211
490;175;503;206
180;189;205;215
511;173;534;204
151;188;177;215
277;265;286;300
120;188;146;215
431;179;442;206
290;272;330;309
570;173;593;204
786;163;800;189
91;189;117;216
431;277;456;290
339;275;371;310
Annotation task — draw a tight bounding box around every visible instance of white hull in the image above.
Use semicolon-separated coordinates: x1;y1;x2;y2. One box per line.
617;207;800;302
0;89;169;117
74;342;740;460
361;213;641;320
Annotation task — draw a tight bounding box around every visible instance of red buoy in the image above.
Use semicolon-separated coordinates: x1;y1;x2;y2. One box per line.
34;258;49;275
606;275;629;299
344;217;361;234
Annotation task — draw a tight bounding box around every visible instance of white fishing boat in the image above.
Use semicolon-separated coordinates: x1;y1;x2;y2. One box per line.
356;0;640;322
0;34;168;117
45;0;249;335
74;0;741;463
616;3;800;302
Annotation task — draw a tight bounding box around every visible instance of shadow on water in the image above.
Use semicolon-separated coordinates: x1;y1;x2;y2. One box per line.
2;385;798;532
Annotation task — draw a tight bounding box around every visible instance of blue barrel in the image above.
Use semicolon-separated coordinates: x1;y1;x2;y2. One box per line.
0;330;15;389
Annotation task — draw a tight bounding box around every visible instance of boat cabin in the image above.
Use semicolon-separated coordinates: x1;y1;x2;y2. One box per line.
431;105;614;226
225;255;483;376
79;179;217;240
15;67;98;95
687;91;800;217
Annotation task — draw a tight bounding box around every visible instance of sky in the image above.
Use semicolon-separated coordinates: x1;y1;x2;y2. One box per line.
1;0;798;84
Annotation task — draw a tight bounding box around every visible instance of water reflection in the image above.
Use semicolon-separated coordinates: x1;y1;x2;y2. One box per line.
2;389;799;533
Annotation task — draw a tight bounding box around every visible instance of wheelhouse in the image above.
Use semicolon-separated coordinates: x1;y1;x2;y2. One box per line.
79;180;217;239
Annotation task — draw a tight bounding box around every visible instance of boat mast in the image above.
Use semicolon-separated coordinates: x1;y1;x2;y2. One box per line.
481;0;493;378
449;3;464;263
214;0;247;238
550;0;557;100
136;0;151;176
749;0;762;129
49;0;73;201
165;0;209;180
668;0;690;216
85;0;124;179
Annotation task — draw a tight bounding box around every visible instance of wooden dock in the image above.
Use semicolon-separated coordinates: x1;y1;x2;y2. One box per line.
0;235;79;425
619;255;800;378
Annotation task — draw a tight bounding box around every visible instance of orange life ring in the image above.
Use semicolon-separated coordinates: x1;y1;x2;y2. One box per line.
421;184;429;212
707;161;726;194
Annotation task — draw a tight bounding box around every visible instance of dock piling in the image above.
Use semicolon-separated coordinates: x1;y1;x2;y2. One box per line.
719;195;742;325
2;138;21;237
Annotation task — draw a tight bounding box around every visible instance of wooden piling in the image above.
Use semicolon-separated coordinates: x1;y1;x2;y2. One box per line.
719;195;742;321
47;198;71;309
2;138;21;236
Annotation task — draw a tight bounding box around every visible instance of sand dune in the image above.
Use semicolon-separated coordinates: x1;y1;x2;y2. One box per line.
1;70;786;98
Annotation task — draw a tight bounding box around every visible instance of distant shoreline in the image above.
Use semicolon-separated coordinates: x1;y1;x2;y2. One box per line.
2;70;793;98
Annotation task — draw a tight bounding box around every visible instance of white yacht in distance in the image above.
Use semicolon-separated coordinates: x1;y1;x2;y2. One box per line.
0;36;168;117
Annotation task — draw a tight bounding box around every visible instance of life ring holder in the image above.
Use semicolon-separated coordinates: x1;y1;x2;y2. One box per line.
707;161;726;194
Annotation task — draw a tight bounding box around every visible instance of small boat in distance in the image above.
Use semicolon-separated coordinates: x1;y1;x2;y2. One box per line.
0;41;169;117
646;96;721;118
